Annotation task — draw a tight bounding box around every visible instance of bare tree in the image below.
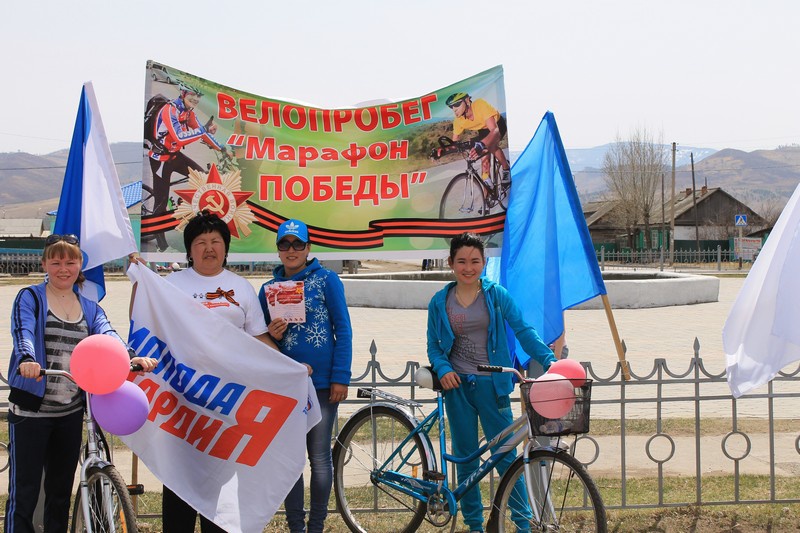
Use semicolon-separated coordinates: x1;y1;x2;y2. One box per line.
602;127;668;249
754;196;786;227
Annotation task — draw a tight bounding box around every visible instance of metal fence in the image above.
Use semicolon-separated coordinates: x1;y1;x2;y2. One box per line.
1;340;798;523
343;340;800;512
0;252;280;277
596;246;754;272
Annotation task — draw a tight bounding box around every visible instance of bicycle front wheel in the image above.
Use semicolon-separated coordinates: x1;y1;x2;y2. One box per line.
71;465;138;533
332;405;430;533
439;172;487;219
488;449;606;533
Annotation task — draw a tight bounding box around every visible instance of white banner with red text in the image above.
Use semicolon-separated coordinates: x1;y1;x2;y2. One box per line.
122;263;320;532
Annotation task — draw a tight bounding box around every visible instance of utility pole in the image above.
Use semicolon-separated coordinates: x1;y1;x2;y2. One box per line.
669;142;676;265
660;172;666;271
691;153;700;263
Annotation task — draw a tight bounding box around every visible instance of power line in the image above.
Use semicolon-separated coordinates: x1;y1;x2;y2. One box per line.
579;163;800;174
0;161;141;172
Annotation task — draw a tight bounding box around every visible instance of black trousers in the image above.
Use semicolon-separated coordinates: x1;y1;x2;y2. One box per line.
148;153;204;251
162;485;226;533
5;410;83;533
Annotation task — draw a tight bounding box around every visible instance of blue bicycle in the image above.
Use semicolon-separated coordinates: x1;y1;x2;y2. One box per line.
332;364;605;532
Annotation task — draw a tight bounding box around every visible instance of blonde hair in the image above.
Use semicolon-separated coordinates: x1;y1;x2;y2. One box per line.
42;241;86;286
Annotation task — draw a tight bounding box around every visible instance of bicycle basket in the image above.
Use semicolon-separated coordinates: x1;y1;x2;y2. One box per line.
520;379;592;437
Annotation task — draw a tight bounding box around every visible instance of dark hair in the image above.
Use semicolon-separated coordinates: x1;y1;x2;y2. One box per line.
183;211;231;267
449;232;485;260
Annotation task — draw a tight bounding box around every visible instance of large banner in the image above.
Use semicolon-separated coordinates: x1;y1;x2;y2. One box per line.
141;61;510;261
123;264;320;532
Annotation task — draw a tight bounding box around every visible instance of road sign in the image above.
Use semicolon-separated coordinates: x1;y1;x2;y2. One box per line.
734;237;761;260
735;214;748;227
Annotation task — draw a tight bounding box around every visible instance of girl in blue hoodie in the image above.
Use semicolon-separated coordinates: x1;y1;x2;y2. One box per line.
427;232;556;532
258;219;352;533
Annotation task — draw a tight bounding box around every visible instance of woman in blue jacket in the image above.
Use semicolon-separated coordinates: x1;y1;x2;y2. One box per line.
427;232;556;533
258;219;352;533
6;235;156;533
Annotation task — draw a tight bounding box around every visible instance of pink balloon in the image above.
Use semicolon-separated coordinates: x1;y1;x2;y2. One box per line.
529;373;576;419
70;335;130;395
548;359;587;388
90;381;150;436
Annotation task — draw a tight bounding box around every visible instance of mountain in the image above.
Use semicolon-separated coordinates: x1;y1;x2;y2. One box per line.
511;144;720;200
0;142;142;204
2;142;799;219
562;144;716;172
567;146;800;217
675;147;800;210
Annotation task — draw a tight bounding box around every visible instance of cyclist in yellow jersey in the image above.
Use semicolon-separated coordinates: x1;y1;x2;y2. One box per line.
447;92;511;185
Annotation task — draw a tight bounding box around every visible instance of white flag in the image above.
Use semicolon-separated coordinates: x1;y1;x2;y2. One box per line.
723;183;800;397
124;264;320;532
54;82;137;301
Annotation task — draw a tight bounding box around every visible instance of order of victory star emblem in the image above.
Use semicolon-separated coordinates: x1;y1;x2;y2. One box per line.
172;163;256;238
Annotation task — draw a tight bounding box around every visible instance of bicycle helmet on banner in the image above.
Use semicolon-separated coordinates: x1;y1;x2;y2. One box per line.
178;81;203;97
446;92;469;107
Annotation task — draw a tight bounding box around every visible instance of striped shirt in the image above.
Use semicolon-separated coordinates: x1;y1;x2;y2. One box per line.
10;310;87;417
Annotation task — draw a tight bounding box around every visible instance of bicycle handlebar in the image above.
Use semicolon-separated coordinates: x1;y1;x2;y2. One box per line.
477;364;526;382
431;136;487;162
35;363;144;379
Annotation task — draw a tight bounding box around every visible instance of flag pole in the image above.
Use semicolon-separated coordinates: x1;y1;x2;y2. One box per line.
601;294;631;380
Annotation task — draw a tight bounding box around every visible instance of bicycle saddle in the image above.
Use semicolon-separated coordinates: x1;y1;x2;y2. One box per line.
415;366;443;392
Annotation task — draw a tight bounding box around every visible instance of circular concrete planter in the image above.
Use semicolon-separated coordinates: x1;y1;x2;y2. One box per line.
340;270;719;310
571;271;720;310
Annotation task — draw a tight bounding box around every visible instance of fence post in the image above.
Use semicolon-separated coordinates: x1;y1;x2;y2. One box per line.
659;246;664;271
600;246;605;271
717;245;721;271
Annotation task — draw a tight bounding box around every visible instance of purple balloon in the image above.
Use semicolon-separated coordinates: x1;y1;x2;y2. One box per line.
90;381;149;436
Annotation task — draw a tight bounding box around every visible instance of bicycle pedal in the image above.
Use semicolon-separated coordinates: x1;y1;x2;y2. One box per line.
127;484;145;496
424;470;445;482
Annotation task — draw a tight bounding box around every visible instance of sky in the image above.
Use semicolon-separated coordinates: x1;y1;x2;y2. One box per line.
2;0;799;155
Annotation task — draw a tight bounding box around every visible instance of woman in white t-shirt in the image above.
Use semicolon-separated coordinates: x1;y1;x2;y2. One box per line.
166;212;275;341
161;210;279;532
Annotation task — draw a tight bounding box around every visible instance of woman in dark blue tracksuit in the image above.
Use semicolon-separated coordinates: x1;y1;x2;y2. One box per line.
6;236;156;533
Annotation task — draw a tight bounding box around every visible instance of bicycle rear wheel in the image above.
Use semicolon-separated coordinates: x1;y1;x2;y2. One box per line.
71;465;138;533
493;155;510;211
439;172;487;219
332;405;429;533
488;449;606;533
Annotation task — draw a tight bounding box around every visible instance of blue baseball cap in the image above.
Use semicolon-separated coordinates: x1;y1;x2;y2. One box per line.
276;219;309;243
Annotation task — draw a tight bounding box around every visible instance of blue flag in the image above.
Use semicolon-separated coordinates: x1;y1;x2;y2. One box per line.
54;82;136;301
487;111;606;368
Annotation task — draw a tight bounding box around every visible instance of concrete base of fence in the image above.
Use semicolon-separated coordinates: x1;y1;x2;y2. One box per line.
341;270;720;309
342;276;447;309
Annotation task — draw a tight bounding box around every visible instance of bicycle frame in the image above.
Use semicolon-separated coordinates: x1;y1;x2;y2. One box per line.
338;366;604;532
442;150;506;218
441;136;501;195
357;387;532;521
77;397;115;533
42;369;127;533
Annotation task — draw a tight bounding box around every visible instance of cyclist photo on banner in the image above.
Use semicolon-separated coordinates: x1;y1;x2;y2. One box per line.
445;91;510;187
144;80;228;252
